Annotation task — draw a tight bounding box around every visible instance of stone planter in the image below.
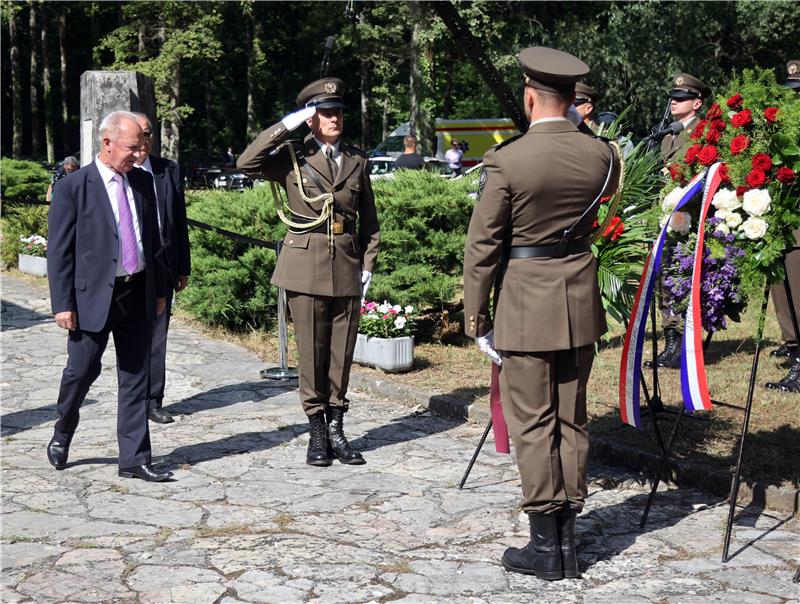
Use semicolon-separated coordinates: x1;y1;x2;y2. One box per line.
353;334;414;372
18;254;47;277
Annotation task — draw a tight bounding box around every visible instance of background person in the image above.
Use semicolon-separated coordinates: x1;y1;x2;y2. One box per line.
445;139;464;176
46;156;79;202
394;135;425;170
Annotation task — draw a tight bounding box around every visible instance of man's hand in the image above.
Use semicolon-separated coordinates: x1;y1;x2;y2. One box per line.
156;297;166;316
54;311;77;331
360;270;372;301
476;330;502;366
176;275;189;292
281;106;317;131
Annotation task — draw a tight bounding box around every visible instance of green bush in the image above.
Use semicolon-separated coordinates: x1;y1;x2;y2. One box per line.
1;205;50;269
178;187;286;331
0;157;50;199
177;172;478;331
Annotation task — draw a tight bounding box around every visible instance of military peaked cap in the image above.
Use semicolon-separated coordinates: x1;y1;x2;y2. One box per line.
519;47;589;94
575;82;599;104
786;60;800;90
669;73;711;100
296;78;346;109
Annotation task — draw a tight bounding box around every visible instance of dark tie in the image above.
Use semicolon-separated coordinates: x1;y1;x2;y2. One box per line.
326;146;338;181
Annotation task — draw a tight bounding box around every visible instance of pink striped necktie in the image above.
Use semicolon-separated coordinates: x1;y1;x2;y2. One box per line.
114;174;138;275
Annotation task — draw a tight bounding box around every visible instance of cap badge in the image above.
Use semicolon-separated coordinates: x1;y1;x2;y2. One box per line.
790;64;798;75
325;81;337;94
675;76;685;86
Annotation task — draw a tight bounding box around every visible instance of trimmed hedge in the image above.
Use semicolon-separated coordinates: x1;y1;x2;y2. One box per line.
178;171;477;331
1;158;51;268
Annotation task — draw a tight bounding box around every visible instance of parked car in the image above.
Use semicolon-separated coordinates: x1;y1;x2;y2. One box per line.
368;155;455;181
213;170;253;191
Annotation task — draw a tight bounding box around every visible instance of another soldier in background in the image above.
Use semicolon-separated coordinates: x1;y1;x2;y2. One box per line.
648;72;712;369
463;47;619;581
574;82;600;131
766;60;800;392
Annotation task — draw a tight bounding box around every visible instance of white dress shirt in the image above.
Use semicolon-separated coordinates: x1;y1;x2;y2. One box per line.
95;157;145;276
313;137;342;170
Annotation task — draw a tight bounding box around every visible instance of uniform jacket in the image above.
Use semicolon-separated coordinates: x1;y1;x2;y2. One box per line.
148;155;191;289
237;122;380;297
463;120;619;352
47;162;169;332
661;115;699;164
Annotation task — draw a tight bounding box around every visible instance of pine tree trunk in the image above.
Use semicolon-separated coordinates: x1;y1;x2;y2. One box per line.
9;5;23;157
382;101;388;141
360;59;372;150
58;9;69;155
203;63;212;159
245;14;262;141
29;0;41;158
161;61;181;161
408;2;423;149
41;3;55;164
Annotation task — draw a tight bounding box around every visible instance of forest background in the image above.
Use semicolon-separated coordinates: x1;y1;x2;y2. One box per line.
2;0;800;165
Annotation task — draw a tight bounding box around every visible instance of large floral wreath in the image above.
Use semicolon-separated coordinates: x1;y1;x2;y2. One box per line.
658;67;800;332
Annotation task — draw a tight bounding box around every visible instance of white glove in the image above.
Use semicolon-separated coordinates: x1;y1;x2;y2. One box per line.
566;104;583;127
361;270;372;300
281;106;316;131
476;330;502;366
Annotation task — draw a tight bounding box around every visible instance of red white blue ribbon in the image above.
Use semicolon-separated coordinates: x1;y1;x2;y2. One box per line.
680;162;725;413
619;171;706;428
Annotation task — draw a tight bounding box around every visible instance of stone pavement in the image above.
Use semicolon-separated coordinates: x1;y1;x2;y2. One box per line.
2;273;798;604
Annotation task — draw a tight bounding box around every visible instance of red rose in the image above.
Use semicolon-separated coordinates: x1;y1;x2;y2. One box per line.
731;109;753;128
690;119;707;140
705;129;721;144
611;221;625;241
603;216;622;239
751;153;773;172
711;119;727;132
727;93;743;109
668;163;685;182
684;144;702;164
730;134;749;155
736;185;749;197
719;162;730;183
745;169;766;189
706;103;722;120
764;107;779;123
776;166;796;185
697;145;719;166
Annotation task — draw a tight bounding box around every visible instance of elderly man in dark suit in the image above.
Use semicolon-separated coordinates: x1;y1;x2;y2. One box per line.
132;113;191;424
46;110;172;482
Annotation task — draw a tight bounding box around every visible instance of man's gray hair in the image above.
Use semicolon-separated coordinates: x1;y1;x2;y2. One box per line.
131;112;152;129
98;111;141;141
63;156;79;167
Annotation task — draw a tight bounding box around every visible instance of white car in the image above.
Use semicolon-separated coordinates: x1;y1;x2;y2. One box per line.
368;155;455;181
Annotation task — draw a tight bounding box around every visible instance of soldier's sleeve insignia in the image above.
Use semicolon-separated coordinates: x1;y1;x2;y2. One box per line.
477;168;488;201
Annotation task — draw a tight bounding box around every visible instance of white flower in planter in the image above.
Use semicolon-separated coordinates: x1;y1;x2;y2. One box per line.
394;316;407;330
740;216;768;240
405;305;414;314
741;189;771;217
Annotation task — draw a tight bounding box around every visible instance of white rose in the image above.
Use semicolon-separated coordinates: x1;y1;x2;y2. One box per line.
711;188;741;211
661;186;685;213
714;222;731;236
394;316;407;330
725;211;743;228
668;211;692;235
741;189;771;217
741;217;768;240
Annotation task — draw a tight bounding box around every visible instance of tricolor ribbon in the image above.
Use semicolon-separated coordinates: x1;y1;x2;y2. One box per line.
619;171;706;428
680;162;725;413
490;363;510;454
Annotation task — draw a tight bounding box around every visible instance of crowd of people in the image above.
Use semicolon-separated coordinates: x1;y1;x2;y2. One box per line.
42;48;798;582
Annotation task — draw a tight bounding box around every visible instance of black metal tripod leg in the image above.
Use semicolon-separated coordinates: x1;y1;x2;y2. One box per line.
458;418;493;489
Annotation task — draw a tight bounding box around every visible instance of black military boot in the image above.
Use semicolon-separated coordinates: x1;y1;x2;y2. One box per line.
765;358;800;393
501;513;563;581
769;342;799;360
556;508;580;579
326;407;365;465
306;412;332;467
644;327;681;369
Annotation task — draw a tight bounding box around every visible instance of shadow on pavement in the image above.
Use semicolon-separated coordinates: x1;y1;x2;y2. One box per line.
165;380;297;416
349;408;466;453
1;299;52;332
1;399;99;437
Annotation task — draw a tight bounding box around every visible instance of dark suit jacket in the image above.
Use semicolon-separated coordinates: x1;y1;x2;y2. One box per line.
47;161;169;333
148;156;191;289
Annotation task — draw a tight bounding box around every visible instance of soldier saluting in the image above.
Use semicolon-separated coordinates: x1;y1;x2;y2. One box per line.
238;78;379;467
463;47;620;580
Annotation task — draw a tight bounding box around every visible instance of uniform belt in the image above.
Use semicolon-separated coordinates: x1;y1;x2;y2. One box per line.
508;238;591;259
289;218;354;236
115;271;145;283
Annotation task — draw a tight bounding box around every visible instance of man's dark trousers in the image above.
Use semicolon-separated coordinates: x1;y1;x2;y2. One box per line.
54;276;153;469
147;291;172;412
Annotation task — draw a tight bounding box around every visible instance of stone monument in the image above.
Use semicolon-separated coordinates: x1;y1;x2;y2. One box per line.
80;71;158;166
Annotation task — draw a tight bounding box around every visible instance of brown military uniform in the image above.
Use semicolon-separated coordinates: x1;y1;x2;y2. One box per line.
463;120;619;513
660;114;699;165
771;229;800;346
237;116;379;417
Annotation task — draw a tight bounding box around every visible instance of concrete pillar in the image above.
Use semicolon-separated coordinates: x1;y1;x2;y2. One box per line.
79;71;158;166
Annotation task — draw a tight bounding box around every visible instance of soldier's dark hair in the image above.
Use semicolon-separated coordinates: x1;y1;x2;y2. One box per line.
403;135;417;148
534;87;574;108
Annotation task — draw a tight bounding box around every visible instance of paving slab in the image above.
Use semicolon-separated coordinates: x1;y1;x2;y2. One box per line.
2;273;798;603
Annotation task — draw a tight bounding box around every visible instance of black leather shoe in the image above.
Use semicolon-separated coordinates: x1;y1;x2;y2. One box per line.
501;513;563;581
148;407;174;424
556;508;581;579
644;327;682;370
327;407;366;465
47;438;69;470
770;343;799;359
118;463;174;482
765;359;800;393
306;412;332;467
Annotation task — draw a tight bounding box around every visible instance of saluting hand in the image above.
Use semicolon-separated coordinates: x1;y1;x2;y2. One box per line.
282;106;317;131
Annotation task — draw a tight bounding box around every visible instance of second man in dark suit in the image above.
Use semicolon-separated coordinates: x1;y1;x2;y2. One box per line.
133;113;191;424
